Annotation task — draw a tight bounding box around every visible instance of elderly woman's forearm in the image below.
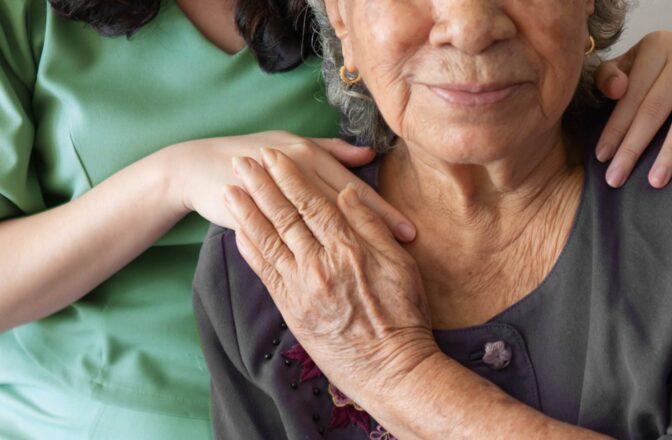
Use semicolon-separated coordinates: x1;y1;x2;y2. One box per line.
364;352;614;440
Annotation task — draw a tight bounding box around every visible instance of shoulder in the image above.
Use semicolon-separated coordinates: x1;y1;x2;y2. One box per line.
583;111;672;230
0;0;46;86
580;111;672;314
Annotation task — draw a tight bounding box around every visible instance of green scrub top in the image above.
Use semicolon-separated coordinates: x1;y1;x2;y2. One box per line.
0;0;340;421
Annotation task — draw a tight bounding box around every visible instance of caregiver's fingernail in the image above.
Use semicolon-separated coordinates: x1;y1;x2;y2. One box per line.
650;166;671;189
260;148;277;166
606;167;625;188
395;223;416;242
596;144;610;162
342;185;360;207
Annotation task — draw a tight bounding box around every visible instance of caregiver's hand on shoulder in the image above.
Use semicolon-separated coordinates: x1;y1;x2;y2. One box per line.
223;148;437;402
161;131;416;241
595;31;672;188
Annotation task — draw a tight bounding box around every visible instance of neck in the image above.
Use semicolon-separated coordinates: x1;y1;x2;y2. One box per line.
381;126;581;252
177;0;245;55
379;128;584;327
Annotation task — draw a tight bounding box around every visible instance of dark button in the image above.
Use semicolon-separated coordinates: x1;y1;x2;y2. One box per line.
312;414;320;422
318;427;325;435
312;387;321;396
290;382;298;390
284;359;292;367
280;321;288;329
264;353;272;360
272;338;280;346
482;340;512;370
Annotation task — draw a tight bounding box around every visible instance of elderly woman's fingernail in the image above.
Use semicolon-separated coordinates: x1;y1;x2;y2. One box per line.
606;167;625;188
260;148;277;166
650;166;671;188
232;156;250;174
223;184;239;206
395;223;416;241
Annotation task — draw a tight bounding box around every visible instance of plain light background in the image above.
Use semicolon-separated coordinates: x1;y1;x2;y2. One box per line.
612;0;672;55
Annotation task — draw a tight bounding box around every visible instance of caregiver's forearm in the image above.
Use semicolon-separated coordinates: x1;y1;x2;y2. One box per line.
0;149;190;332
364;352;613;440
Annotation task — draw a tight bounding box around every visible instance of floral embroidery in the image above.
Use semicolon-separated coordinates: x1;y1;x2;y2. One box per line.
282;343;395;437
328;383;370;434
329;383;364;410
281;343;322;382
369;425;398;440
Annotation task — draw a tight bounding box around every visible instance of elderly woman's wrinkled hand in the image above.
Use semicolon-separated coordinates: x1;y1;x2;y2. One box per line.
595;31;672;188
223;148;437;403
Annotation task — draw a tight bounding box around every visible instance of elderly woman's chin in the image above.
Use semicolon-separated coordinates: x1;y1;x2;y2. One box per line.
399;84;556;164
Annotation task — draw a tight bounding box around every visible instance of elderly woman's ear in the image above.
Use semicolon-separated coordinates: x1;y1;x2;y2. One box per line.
323;0;357;72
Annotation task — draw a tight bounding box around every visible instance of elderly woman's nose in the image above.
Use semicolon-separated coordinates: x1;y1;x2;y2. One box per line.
429;0;516;54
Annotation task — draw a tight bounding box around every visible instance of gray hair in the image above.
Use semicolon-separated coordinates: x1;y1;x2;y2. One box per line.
306;0;629;151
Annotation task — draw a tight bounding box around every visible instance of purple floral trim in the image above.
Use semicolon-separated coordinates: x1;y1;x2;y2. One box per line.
370;425;399;440
282;343;395;437
282;343;322;382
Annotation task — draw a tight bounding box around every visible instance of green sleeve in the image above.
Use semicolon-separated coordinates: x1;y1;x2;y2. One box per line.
0;0;46;220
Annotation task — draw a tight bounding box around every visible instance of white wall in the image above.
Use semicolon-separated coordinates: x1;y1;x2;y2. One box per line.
611;0;672;55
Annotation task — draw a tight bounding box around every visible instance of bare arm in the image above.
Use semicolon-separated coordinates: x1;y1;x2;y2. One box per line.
0;150;183;331
364;352;612;440
222;150;616;439
0;133;415;332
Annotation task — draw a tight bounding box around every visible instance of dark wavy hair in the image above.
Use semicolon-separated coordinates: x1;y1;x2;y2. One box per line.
48;0;318;72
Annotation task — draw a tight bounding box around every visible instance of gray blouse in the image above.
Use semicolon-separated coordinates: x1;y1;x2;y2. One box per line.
193;114;672;440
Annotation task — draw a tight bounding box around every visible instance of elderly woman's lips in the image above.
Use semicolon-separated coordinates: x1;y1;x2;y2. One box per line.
428;84;522;106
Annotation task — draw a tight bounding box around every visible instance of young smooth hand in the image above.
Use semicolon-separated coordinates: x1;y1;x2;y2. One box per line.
595;31;672;188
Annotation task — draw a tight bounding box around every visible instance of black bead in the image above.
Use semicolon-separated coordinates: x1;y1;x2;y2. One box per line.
290;382;298;390
280;321;288;329
284;359;292;366
318;427;325;435
312;387;320;396
264;353;272;360
312;414;320;422
272;338;280;346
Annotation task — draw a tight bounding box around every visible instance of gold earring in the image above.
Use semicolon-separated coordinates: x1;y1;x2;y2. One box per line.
585;35;596;56
339;66;362;86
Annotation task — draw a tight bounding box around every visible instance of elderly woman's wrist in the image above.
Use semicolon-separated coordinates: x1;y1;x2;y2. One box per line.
353;335;442;407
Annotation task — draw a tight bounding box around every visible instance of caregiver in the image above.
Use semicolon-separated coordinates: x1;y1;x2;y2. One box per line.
0;0;671;438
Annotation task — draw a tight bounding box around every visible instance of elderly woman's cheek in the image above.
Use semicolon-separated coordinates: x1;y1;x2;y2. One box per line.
351;0;430;67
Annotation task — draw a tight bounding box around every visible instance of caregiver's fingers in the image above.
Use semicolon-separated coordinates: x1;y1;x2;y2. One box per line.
649;131;672;189
222;184;295;274
337;185;400;254
595;61;629;100
235;229;287;302
605;64;672;188
307;137;377;167
595;33;669;175
232;156;317;255
260;148;350;248
316;164;417;242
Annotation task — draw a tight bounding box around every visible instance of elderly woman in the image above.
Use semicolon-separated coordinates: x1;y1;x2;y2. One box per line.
193;0;672;438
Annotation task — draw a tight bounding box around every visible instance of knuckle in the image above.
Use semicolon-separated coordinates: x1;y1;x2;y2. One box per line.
615;145;642;163
297;192;332;216
259;234;285;262
640;99;668;121
248;177;273;199
272;209;304;236
604;124;628;142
